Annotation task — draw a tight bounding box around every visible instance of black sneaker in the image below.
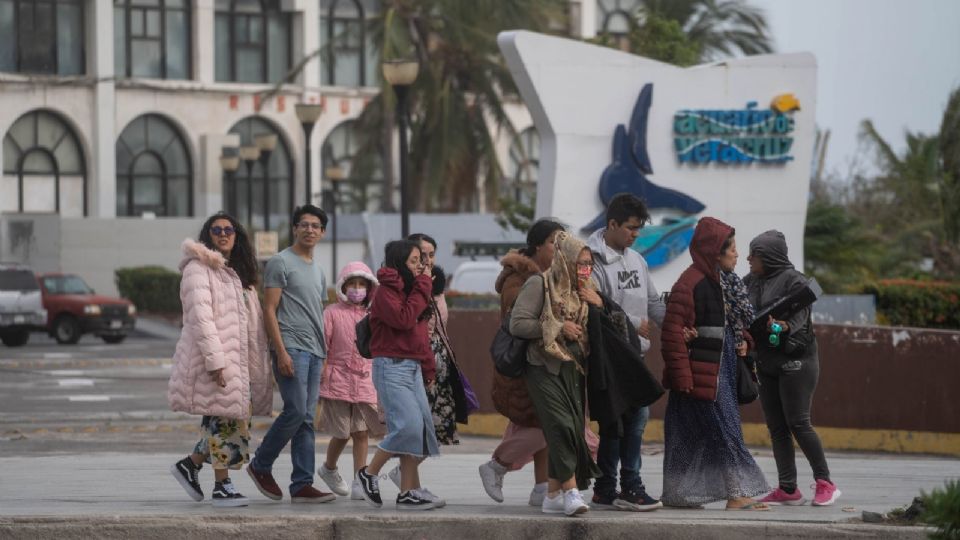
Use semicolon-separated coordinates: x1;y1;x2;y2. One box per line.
356;466;382;508
212;478;249;508
591;490;620;510
614;488;663;512
170;457;203;502
396;490;435;511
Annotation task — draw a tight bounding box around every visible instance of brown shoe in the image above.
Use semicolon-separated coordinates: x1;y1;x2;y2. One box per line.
246;464;283;501
291;484;336;504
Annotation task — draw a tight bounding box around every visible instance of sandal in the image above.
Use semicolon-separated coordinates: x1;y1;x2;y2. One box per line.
726;501;770;511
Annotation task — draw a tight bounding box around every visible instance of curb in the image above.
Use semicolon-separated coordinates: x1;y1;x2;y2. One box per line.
459;414;960;457
0;515;930;540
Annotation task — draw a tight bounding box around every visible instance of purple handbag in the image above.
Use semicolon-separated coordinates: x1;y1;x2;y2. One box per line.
459;370;480;413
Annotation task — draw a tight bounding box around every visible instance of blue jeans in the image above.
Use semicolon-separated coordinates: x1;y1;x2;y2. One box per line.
595;405;649;495
251;348;322;494
372;357;440;457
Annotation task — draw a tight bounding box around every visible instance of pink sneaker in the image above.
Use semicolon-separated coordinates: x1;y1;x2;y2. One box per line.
759;487;806;506
812;479;841;506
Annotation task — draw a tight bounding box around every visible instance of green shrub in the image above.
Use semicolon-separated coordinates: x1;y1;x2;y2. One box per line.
115;266;182;315
862;279;960;329
923;480;960;540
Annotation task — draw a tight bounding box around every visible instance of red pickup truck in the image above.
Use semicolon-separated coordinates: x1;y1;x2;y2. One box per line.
38;273;137;344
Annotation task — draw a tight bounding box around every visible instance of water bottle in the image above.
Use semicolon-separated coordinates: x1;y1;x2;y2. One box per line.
769;322;783;346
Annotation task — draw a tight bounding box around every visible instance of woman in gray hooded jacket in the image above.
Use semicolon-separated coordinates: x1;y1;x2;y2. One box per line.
744;230;840;507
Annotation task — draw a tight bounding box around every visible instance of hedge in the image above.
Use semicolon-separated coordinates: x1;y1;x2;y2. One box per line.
862;279;960;329
115;266;182;315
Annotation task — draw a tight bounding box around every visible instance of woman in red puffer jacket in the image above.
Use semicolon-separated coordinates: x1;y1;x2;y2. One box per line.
659;217;769;510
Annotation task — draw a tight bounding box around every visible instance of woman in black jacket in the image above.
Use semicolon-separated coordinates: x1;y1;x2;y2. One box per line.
745;230;840;507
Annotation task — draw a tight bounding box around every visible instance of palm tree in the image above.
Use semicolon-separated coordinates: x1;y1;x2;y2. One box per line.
597;0;773;63
356;0;568;212
938;87;960;246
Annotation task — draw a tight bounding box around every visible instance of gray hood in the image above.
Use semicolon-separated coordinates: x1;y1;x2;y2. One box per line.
749;230;794;277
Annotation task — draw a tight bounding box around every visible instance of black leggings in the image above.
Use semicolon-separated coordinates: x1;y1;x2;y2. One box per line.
757;350;830;491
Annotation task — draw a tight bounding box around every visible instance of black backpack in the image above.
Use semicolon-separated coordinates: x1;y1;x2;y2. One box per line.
355;315;373;359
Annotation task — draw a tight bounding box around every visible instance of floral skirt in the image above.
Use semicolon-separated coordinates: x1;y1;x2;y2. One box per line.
661;328;770;506
426;334;459;445
192;416;250;470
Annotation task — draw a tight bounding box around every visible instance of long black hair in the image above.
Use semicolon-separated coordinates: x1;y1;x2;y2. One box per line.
383;240;421;296
407;232;445;294
521;219;566;257
199;212;259;289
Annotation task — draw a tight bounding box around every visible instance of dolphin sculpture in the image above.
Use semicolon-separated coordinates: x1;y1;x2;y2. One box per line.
582;83;706;234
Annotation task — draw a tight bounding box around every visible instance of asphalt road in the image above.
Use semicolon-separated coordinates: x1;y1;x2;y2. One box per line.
0;328;498;458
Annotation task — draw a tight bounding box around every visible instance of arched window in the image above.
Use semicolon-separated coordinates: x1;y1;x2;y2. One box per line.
596;0;639;50
0;0;85;75
504;127;539;206
225;117;293;234
113;0;191;79
116;114;192;217
2;110;86;216
321;120;384;213
321;0;378;87
214;0;291;83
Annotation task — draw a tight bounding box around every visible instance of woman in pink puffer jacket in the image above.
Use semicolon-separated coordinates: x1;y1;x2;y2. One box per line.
315;261;384;499
167;213;271;508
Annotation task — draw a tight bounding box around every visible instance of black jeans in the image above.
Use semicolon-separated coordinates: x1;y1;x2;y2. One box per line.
757;348;830;491
595;405;648;495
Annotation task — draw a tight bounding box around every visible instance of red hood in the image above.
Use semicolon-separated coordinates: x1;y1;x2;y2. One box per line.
689;217;734;282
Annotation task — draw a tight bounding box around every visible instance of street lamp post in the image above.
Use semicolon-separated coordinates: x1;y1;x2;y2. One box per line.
325;165;346;276
254;133;277;230
295;103;324;206
382;59;419;238
239;145;261;228
219;149;240;214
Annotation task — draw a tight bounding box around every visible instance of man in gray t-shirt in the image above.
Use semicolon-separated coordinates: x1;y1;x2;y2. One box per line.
248;205;335;503
263;248;327;359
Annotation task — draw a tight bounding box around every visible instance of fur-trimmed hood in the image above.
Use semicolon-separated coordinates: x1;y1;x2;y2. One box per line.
495;250;542;295
335;261;378;303
179;238;226;272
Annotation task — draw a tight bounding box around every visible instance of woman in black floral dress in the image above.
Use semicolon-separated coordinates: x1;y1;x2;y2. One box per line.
409;233;461;445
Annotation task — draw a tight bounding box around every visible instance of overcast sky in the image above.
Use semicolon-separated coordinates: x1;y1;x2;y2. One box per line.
752;0;960;177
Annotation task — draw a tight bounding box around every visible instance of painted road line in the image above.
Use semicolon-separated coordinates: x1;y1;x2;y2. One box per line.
57;379;96;387
67;395;111;402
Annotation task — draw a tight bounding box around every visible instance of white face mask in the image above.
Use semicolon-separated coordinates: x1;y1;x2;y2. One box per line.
346;286;367;304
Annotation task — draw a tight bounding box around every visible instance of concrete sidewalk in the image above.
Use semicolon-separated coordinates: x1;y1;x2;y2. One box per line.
1;449;956;539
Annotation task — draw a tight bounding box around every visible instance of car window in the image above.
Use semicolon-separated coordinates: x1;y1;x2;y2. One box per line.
43;276;92;295
0;270;40;291
452;269;498;294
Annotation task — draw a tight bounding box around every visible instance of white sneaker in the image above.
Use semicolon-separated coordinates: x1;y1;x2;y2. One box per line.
528;482;548;507
542;491;565;514
564;489;589;516
317;464;350;496
387;465;402;489
351;479;364;500
416;487;446;508
478;461;506;503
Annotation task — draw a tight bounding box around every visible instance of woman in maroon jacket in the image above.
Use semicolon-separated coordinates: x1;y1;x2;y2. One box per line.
355;240;441;511
659;217;770;510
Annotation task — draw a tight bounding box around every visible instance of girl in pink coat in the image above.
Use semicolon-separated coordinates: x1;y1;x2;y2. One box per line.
316;261;384;500
167;213;271;508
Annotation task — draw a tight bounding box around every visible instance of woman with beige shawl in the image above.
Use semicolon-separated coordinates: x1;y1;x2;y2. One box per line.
509;232;601;516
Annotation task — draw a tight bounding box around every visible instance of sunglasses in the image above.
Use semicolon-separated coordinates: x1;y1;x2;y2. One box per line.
211;226;235;237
